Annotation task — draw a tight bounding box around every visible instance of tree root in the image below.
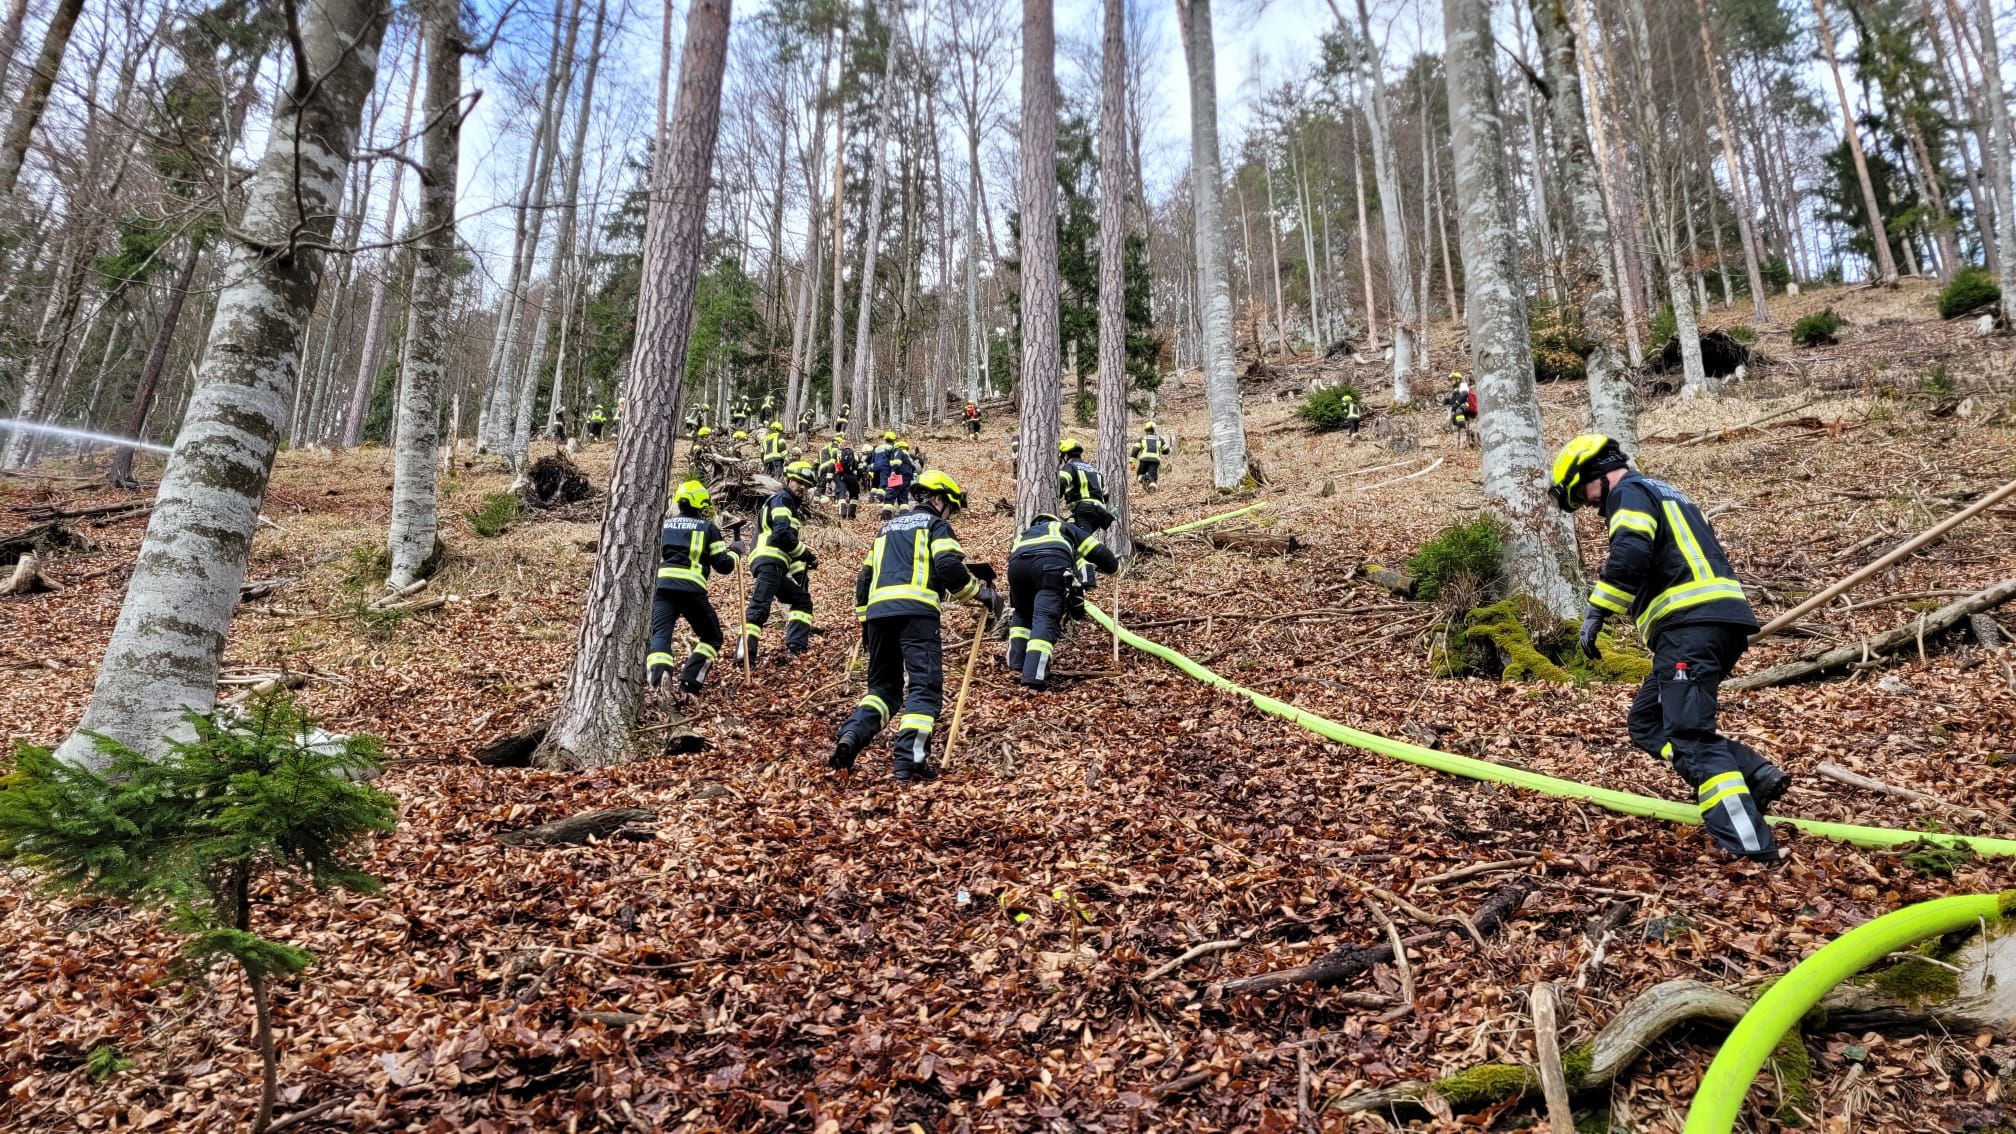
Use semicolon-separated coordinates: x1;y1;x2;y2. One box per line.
1219;882;1530;996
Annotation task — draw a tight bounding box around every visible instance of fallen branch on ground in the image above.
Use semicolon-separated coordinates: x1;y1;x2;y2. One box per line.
1204;528;1300;555
1220;882;1530;996
497;807;658;847
1815;761;1986;820
1142;939;1244;982
1;551;60;596
1730;576;2016;689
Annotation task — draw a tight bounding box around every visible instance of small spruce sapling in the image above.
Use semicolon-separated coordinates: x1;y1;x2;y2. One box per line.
0;695;397;1133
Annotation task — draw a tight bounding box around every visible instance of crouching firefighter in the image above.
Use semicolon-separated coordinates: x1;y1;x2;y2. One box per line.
831;471;1001;782
649;481;742;694
1551;434;1791;865
738;461;821;666
1006;512;1119;690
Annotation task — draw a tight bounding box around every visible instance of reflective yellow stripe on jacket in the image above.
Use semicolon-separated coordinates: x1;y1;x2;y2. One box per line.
867;529;940;609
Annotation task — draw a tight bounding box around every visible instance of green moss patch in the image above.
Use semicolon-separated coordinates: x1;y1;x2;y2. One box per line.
1436;599;1650;685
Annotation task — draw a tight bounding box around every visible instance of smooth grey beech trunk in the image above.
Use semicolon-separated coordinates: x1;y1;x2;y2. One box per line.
1094;0;1131;559
1178;0;1248;490
1980;0;2016;325
534;0;732;771
1529;0;1636;452
0;0;83;201
387;0;466;591
340;32;423;448
1014;0;1061;527
1352;0;1417;402
1442;0;1584;621
55;0;390;769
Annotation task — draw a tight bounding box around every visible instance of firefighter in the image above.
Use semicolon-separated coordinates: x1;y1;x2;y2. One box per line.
730;429;749;458
886;440;917;505
1057;438;1115;587
684;405;703;440
648;481;743;694
798;408;816;437
1446;374;1476;448
587;403;608;442
831;471;1000;781
832;441;863;518
817;433;843;493
1342;391;1363;438
611;397;625;438
963;400;982;440
760;391;776;423
1130;422;1169;490
762;422;789;477
732;393;752;430
1005;512;1120;690
870;431;897;492
738;461;821;666
1551;434;1791;865
836;402;851;436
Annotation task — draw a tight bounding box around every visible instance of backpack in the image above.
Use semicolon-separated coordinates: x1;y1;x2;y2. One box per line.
1465;390;1478;416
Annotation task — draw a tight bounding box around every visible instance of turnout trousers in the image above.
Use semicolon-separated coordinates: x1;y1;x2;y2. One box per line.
838;615;944;772
1136;459;1160;487
648;588;723;692
1627;622;1779;859
742;561;813;663
1004;556;1071;689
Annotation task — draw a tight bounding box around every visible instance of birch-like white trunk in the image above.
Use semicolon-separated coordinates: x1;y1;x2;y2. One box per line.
1179;0;1249;490
55;0;389;768
1530;0;1636;451
1354;0;1417;401
847;17;902;442
1980;0;2016;325
388;0;465;590
1095;0;1132;558
340;32;422;448
1443;0;1583;621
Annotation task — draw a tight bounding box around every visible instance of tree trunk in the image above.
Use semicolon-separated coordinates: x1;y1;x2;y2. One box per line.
340;31;423;448
1571;0;1642;365
53;0;390;769
1015;0;1061;526
848;13;902;444
1443;0;1584;620
1096;0;1132;559
1179;0;1249;490
0;0;83;201
534;0;730;771
1264;150;1290;356
1981;0;2016;324
0;0;32;99
387;0;466;591
1;229;80;469
1352;0;1418;400
108;241;206;486
829;27;849;429
1690;0;1770;320
784;31;832;429
1531;0;1636;453
1348;96;1380;341
1815;0;1899;283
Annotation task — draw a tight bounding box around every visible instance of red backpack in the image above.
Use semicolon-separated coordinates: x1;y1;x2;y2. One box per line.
1465;389;1478;417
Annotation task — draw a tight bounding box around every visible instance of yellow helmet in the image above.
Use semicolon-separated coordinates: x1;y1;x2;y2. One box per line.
915;469;967;511
696;426;712;437
1143;421;1157;433
884;431;897;443
673;480;712;514
1549;433;1627;512
732;430;747;440
1059;438;1085;458
784;460;819;486
770;420;784;432
896;440;909;450
833;433;844;443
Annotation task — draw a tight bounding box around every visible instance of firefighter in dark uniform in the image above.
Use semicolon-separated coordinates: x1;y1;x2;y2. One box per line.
1552;434;1791;865
817;434;843;495
587;403;608;441
963;401;982;439
1342;391;1363;437
738;461;820;666
831;471;1000;781
1130;422;1169;490
649;481;742;694
762;422;789;478
1005;512;1120;690
836;402;852;436
1057;438;1115;589
886;441;917;506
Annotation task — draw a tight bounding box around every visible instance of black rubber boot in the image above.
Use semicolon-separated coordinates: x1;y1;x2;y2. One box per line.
1750;764;1792;813
893;760;939;783
830;734;861;772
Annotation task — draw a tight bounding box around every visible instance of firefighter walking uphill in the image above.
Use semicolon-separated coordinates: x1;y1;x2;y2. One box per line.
1130;423;1169;490
737;461;821;667
831;471;1001;782
1551;434;1791;865
1006;512;1119;690
648;482;743;694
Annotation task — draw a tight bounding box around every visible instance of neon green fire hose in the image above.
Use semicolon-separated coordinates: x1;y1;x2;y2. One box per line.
1086;606;2016;858
1152;501;1266;535
1682;892;2010;1133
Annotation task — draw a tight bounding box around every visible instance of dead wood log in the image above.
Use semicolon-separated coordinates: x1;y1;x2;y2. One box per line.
475;722;548;767
1730;576;2016;690
1972;614;2006;647
1814;761;1985;819
1221;882;1529;996
0;520;92;562
1206;529;1300;555
1358;564;1418;599
1331;930;2016;1115
497;807;658;847
1;551;60;595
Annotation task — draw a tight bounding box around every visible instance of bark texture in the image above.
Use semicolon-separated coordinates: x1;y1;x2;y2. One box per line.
1443;0;1585;620
387;0;466;590
1530;0;1635;452
1981;0;2016;324
0;0;84;200
1015;0;1061;527
1095;0;1132;559
1179;0;1249;490
534;0;732;771
1815;0;1898;283
848;19;902;444
55;0;391;768
1355;0;1418;401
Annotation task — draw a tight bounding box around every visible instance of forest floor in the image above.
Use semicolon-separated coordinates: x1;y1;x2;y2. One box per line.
4;278;2016;1132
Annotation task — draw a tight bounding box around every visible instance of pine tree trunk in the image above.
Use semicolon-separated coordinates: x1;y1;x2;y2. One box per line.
535;0;731;772
387;0;466;591
848;15;902;443
1096;0;1132;558
1178;0;1249;490
339;31;423;448
0;0;82;201
1015;0;1061;526
1981;0;2016;323
1353;0;1418;400
1443;0;1584;621
1815;0;1898;283
54;0;390;769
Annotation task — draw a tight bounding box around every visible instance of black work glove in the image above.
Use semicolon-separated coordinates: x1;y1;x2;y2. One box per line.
1578;604;1606;659
966;561;997;584
727;540;748;558
976;584;1004;622
800;548;819;571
